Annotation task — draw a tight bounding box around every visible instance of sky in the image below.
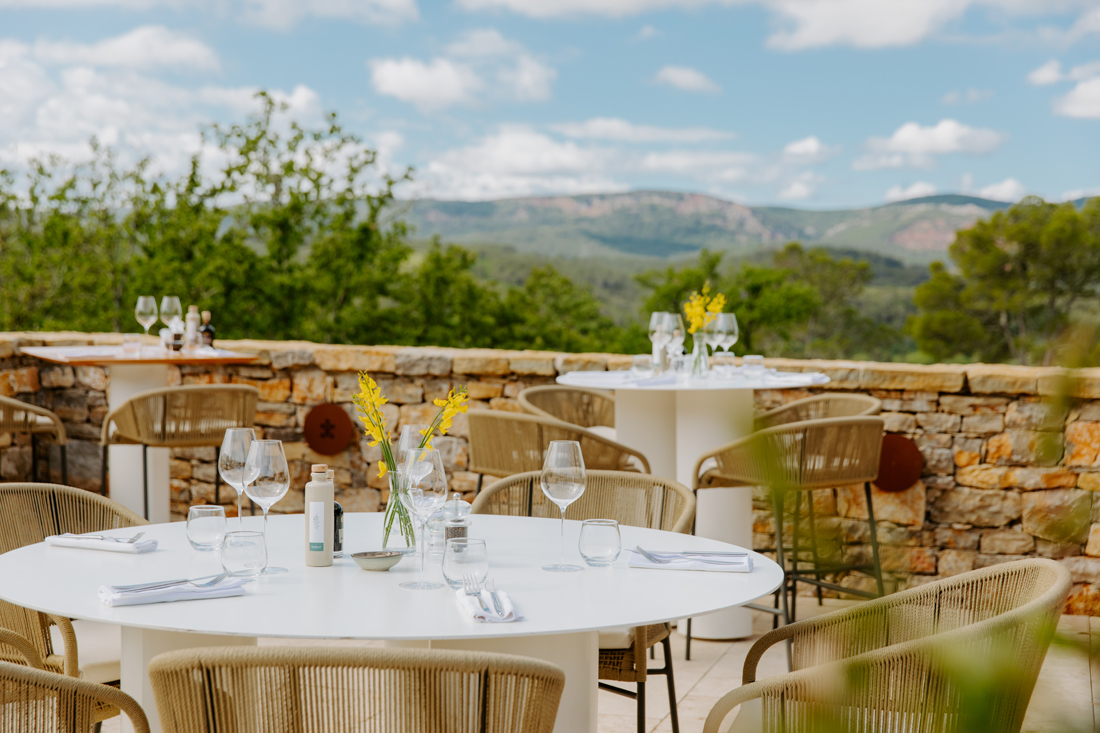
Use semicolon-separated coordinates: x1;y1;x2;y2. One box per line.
1;0;1099;208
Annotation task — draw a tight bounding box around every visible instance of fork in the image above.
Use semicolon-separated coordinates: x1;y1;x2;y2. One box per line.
114;572;228;594
63;532;146;544
485;578;504;616
635;546;746;566
462;575;490;613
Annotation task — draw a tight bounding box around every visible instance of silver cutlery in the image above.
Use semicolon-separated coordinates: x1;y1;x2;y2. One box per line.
462;575;490;613
63;532;146;544
113;573;227;593
486;578;504;616
634;546;747;565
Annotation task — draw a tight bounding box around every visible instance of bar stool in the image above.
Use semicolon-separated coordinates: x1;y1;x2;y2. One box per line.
0;395;68;485
99;384;259;519
754;393;882;431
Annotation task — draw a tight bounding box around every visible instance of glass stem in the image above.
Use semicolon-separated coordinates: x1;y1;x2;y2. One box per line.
262;507;270;563
419;517;426;583
559;507;566;568
237;488;243;531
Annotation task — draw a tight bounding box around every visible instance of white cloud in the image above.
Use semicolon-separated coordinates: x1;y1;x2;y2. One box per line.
636;25;661;40
978;177;1026;201
368;57;481;112
236;0;418;28
551;117;733;143
854;119;1007;169
1028;59;1063;85
1055;77;1100;118
941;88;993;104
1060;186;1100;201
653;65;720;94
32;25;219;70
779;172;819;200
781;135;837;163
885;181;937;202
446;27;522;57
497;55;556;101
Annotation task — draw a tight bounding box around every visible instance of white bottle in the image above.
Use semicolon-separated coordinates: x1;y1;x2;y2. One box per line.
304;463;334;567
184;305;201;351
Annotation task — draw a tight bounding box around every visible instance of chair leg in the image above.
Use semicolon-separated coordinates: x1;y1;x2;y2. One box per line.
93;723;102;733
142;444;149;521
214;445;221;506
662;635;680;733
60;444;68;486
636;678;646;733
806;490;824;606
790;491;801;623
684;617;691;661
100;445;108;496
771;490;793;670
31;434;38;481
864;481;886;597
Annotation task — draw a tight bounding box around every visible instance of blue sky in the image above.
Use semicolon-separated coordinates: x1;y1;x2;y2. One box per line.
1;0;1098;208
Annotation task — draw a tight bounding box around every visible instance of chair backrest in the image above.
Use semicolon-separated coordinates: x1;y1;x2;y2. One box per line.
0;395;65;443
518;386;615;429
467;411;649;478
699;416;884;491
472;470;695;533
102;384;259;448
0;659;150;733
149;646;565;733
0;483;146;672
754;393;882;431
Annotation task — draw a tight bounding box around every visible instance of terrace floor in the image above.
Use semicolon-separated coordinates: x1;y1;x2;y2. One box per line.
100;603;1098;733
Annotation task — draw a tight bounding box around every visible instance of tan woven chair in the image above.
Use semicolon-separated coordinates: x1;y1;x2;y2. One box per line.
148;646;565;733
0;395;68;485
473;470;695;733
0;655;150;733
100;384;259;518
703;559;1071;733
754;393;881;431
467;411;649;493
0;482;147;730
518;386;615;430
688;416;885;661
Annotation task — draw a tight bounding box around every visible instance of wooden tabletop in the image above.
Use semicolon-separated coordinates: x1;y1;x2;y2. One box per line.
20;345;257;367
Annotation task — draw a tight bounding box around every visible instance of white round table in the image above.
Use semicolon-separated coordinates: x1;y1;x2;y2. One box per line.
556;368;828;639
0;513;781;733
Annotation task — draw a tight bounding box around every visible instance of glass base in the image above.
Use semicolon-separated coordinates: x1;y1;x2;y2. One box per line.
400;580;444;590
263;567;288;575
542;563;584;572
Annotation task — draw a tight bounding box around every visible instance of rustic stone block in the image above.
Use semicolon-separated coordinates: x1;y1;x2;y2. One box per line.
453;354;510;376
315;347;394;373
489;397;522;412
394;349;451;376
938;395;1010;415
1076;402;1100;421
255;409;297;428
933;527;982;550
465;381;504;400
65;439;103;492
232;365;276;379
881;546;937;574
966;364;1038;395
1087;524;1100;557
915;412;961;433
399;402;441;431
975;554;1027;569
1061;556;1100;584
938;549;977;577
335;487;381;513
509;357;557;376
230;376;291;403
73;366;108;391
953;437;982;468
960;414;1005;435
914;433;953;449
930;487;1021;527
39;366;74;389
837;481;925;526
0;367;39;396
1038;368;1100;399
182;372;230;385
554;355;606;374
169;459;192;480
1036;539;1081;559
1064;584;1100;615
986;430;1062;467
51;390;88;423
980;528;1035;554
1021;489;1092;544
290;370;331;405
877;390;937;412
376;378;423;405
1066;421;1100;467
421;378;454;403
859;363;965;392
1082;473;1100;491
1005;399;1068;431
192;462;217;483
921;447;955;475
881;412;916;432
172;446;217;461
1004;467;1078;490
0;446;31;479
269;349;315;370
436;436;469;471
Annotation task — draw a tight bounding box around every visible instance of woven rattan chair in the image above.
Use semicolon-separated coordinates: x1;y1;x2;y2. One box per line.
0;655;150;733
473;470;695;733
0;395;67;485
466;411;649;492
687;416;885;661
148;646;565;733
754;393;881;431
100;384;259;518
703;559;1071;733
0;482;147;730
518;386;615;430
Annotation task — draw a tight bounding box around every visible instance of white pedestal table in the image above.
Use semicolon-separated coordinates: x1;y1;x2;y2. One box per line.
557;368;828;639
0;512;782;733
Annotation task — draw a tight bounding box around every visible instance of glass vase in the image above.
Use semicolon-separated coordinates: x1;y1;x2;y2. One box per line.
383;471;416;549
690;335;710;378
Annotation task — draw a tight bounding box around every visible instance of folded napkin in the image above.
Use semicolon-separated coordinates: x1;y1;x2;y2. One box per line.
46;534;158;554
628;375;679;387
99;578;246;607
628;551;753;573
764;372;829;385
455;589;522;623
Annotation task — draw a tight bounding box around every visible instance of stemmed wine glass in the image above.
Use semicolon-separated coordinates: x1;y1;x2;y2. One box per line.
159;296;182;328
665;313;686;360
134;297;158;344
399;448;448;590
648;312;672;369
716;313;740;368
397;424;431;465
243;440;290;575
541;440;587;572
218;428;255;530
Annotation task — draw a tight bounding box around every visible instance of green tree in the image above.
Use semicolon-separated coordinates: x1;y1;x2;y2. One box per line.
500;265;622;352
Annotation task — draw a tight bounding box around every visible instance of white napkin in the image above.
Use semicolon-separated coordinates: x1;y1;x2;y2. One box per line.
47;534;158;554
455;588;522;623
627;375;679;387
764;372;829;386
99;578;246;607
628;551;754;573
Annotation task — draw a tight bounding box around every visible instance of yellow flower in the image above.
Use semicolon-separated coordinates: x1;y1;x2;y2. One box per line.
432;386;469;436
418;426;435;450
352;372;389;447
377;460;388;479
683;283;725;333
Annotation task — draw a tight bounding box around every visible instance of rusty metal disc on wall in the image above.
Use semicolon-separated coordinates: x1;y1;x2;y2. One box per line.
873;434;924;493
303;403;355;456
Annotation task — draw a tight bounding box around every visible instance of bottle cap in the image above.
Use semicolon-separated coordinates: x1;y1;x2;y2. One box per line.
188;305;198;313
311;463;327;473
327;470;334;481
201;310;211;321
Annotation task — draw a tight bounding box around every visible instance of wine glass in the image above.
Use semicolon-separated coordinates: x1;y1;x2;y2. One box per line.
648;312;672;368
243;440;290;575
541;440;587;572
399;448;448;590
159;296;182;329
718;313;739;369
665;313;686;359
134;297;158;344
396;424;431;467
218;428;255;529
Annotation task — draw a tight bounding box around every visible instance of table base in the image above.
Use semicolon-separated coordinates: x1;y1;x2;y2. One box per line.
107;364;170;523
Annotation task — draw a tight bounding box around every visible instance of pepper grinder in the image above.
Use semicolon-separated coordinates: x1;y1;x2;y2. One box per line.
443;492;471;542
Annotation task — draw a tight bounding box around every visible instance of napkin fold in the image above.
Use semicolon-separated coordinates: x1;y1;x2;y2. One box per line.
455;589;521;623
628;551;753;573
99;578;246;607
47;534;158;554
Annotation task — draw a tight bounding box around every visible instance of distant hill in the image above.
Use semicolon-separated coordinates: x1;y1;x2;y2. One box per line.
399;191;1017;264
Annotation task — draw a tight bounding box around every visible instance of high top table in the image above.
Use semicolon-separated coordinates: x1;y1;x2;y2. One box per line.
557;368;828;639
20;345;256;523
0;513;782;733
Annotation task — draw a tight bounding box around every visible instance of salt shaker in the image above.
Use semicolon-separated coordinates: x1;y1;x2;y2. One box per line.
443;492;471;542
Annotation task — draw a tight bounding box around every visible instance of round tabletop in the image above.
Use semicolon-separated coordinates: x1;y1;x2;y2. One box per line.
0;514;782;642
557;369;829;392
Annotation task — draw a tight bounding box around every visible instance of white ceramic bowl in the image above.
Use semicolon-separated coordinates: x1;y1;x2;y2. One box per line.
351;551;404;571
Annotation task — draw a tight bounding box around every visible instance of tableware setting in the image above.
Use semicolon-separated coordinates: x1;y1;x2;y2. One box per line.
455;574;521;623
399;448;449;590
46;532;157;554
243;440;290;574
541;440;587;573
98;572;246;607
350;551;405;571
628;546;754;572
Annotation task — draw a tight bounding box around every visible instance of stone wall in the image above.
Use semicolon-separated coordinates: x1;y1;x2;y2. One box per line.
2;332;1099;614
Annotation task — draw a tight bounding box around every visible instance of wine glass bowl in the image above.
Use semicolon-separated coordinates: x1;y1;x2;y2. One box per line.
399;448;448;590
159;295;182;329
243;440;290;575
218;428;255;529
134;296;158;342
664;313;686;359
541;440;586;572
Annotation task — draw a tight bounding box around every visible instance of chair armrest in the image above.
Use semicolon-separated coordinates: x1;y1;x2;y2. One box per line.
47;615;79;678
0;628;45;669
703;681;766;733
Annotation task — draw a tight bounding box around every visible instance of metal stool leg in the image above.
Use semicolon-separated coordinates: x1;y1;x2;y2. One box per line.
30;434;38;481
636;678;646;733
864;481;886;596
142;444;149;521
100;445;108;496
684;617;692;661
790;490;801;623
771;490;793;670
807;489;824;606
661;634;680;733
60;444;68;486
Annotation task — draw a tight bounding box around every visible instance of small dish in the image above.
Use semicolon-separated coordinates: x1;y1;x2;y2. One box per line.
351;551;404;571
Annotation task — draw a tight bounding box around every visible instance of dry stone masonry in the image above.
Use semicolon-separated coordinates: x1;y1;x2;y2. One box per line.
2;333;1100;615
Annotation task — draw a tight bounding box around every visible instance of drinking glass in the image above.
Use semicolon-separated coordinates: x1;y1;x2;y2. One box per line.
218;428;255;529
122;334;142;354
134;296;158;339
396;424;432;467
159;296;182;329
441;538;489;589
579;519;621;567
665;313;686;358
630;354;654;378
718;313;739;355
648;312;672;368
244;440;290;575
541;440;586;572
400;448;448;590
221;531;266;580
743;355;766;377
186;505;226;551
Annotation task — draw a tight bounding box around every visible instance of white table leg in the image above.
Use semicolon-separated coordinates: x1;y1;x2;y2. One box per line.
120;627;256;733
107;364;170;523
614;390;677;478
387;631;598;733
